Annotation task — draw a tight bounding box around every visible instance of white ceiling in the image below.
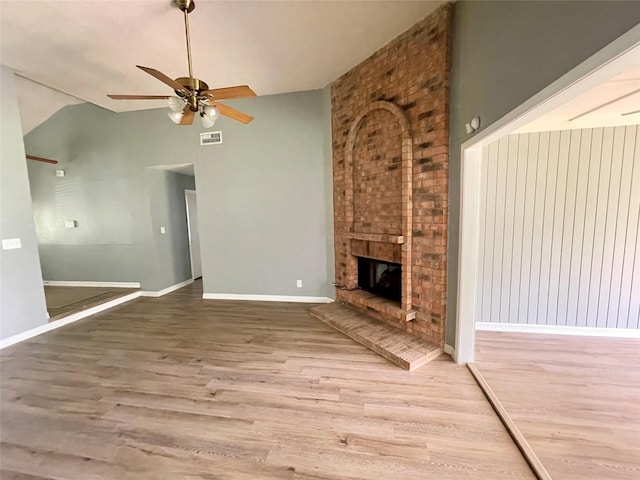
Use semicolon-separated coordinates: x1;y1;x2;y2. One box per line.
1;0;443;133
515;45;640;133
15;75;84;134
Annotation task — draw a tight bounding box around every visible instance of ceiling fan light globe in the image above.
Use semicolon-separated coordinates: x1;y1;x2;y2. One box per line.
168;110;185;124
201;115;216;128
168;96;187;112
203;105;219;120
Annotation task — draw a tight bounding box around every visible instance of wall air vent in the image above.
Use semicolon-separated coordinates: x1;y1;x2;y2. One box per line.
200;131;222;146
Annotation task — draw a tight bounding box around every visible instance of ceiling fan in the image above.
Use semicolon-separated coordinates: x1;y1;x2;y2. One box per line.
107;0;255;127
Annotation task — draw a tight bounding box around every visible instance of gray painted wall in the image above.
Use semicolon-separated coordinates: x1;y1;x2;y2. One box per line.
0;65;48;339
322;85;336;299
146;170;195;291
447;0;640;345
25;89;334;298
27;104;144;285
197;92;332;298
477;127;639;329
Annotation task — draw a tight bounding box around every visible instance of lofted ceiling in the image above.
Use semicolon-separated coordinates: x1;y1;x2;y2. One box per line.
515;45;640;134
1;0;443;133
15;75;84;134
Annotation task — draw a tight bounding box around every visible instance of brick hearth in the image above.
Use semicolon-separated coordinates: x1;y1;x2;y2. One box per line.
331;4;452;347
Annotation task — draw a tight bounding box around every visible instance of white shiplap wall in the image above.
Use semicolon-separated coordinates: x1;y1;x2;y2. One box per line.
477;125;639;329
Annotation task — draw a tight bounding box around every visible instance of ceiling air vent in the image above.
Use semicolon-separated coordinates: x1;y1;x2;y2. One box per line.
200;131;222;146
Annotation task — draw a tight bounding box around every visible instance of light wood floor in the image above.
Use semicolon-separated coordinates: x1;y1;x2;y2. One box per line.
0;282;534;479
45;285;139;321
475;331;640;480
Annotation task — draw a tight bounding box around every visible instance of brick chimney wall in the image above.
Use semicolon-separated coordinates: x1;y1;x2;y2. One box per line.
331;4;452;346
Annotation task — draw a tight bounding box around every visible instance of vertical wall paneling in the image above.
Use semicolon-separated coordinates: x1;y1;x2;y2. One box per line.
492;138;508;323
548;130;569;326
621;129;640;328
598;127;625;327
481;142;497;326
576;128;602;327
476;144;490;323
477;125;640;329
613;126;638;327
519;133;539;324
557;129;581;326
629;179;640;328
587;128;614;327
566;129;591;326
528;132;550;324
538;131;559;325
500;135;519;323
509;134;529;323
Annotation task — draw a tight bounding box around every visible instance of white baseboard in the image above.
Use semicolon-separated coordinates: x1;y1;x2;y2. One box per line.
1;278;194;350
203;293;334;303
0;291;141;350
140;279;193;298
444;344;455;358
43;280;141;288
476;322;640;339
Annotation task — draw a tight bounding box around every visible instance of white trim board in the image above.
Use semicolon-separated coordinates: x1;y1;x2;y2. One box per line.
454;27;640;365
476;322;640;339
1;278;195;350
0;291;141;350
203;293;334;303
43;280;141;288
140;279;194;298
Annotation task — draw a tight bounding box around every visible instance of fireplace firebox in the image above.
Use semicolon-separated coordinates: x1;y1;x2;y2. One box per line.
357;257;401;303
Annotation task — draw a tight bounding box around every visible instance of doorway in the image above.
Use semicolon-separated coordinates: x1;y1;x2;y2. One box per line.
185;189;202;280
455;33;640;364
455;31;640;480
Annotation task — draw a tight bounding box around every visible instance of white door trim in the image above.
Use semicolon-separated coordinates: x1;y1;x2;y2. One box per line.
454;26;640;365
184;189;201;280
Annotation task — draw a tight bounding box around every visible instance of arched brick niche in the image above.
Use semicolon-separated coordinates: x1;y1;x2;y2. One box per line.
342;101;413;313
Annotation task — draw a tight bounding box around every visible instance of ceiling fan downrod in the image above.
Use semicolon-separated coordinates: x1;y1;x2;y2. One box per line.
176;0;195;79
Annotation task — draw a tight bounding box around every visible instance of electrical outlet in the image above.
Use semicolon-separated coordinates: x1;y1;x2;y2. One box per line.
2;238;22;250
296;280;303;288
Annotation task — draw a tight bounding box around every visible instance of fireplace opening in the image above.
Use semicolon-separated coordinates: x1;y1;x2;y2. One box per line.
357;257;401;303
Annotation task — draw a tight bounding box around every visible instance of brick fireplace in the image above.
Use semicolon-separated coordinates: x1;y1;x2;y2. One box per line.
331;4;452;347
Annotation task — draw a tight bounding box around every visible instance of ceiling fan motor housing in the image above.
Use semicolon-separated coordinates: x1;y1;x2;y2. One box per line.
175;77;209;93
175;77;209;111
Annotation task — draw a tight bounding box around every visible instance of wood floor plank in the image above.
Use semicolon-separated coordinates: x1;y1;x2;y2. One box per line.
44;285;139;321
1;281;534;479
475;331;640;480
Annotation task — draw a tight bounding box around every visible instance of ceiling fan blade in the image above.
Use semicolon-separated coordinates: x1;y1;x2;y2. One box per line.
108;94;170;100
26;155;58;165
215;102;254;124
201;85;256;100
180;109;196;126
136;65;188;94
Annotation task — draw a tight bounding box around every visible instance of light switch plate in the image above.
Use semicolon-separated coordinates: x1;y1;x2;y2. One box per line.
160;227;166;234
64;220;77;228
2;238;22;250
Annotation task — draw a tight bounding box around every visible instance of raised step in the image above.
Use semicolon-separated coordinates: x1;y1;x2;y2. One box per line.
309;302;442;371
